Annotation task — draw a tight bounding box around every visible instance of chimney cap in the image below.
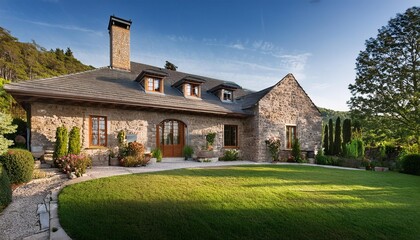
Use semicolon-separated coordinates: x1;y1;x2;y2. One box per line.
108;15;132;31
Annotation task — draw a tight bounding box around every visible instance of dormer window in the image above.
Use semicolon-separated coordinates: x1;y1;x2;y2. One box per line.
135;69;168;94
208;82;241;103
185;83;200;97
146;77;162;93
223;89;233;102
172;76;206;99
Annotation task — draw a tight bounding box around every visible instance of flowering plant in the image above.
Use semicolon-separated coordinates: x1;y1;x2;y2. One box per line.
55;154;92;177
265;137;281;161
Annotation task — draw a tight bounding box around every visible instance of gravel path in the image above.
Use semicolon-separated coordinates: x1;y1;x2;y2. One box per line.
0;176;68;240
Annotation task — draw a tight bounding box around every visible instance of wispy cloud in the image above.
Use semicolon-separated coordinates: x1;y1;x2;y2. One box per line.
167;35;193;42
26;20;102;36
230;43;245;50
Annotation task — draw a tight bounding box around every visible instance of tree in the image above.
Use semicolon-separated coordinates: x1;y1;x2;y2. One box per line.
323;124;329;155
342;119;352;155
348;7;420;145
328;119;334;155
65;47;73;57
68;126;81;155
164;61;178;71
0;112;16;154
334;117;342;155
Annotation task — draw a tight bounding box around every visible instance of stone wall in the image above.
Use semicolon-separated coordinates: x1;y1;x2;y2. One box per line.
257;74;322;161
30;102;246;164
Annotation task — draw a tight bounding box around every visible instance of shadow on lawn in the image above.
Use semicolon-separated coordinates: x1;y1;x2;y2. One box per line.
59;196;420;240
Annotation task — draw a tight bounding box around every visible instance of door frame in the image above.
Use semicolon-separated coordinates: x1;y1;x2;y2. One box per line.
156;119;186;157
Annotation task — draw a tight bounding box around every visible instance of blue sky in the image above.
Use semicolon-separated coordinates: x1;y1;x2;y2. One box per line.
0;0;417;110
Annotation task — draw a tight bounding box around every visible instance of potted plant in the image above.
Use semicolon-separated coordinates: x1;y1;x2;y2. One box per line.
151;148;163;163
206;132;216;150
108;147;119;166
182;145;194;160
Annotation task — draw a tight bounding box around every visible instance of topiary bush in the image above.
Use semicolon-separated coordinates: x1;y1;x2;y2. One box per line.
0;149;34;184
53;126;68;160
0;164;12;210
401;154;420;176
68;126;81;155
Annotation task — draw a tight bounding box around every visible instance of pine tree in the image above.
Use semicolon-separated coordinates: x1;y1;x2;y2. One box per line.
334;117;342;155
323;124;329;155
328;119;334;155
68;126;81;155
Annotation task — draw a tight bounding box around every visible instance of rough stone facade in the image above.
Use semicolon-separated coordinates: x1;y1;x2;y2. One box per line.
30;102;246;165
29;75;321;165
110;24;130;71
255;74;322;161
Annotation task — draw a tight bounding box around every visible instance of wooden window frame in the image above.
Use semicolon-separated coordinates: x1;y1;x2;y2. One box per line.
224;125;238;148
89;115;107;147
222;89;233;102
184;83;201;98
286;125;297;149
144;76;164;93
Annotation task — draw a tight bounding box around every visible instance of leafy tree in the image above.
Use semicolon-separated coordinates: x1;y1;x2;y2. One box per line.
348;7;420;145
328;119;334;155
68;126;81;155
334;117;342;155
164;61;178;71
323;124;329;155
53;126;68;160
0;112;16;154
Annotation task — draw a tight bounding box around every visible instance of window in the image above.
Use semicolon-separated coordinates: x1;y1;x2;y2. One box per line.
286;126;296;149
224;125;238;147
90;116;107;147
146;77;162;93
185;83;200;97
223;90;233;101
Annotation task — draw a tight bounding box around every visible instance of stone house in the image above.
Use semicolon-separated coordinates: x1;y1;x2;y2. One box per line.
5;16;322;164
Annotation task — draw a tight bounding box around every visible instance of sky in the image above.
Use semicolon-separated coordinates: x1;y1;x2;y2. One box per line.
0;0;417;111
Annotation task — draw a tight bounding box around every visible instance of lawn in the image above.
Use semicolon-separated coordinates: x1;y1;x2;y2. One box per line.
58;165;420;240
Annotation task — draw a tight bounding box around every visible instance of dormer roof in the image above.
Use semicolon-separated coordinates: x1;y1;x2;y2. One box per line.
208;82;241;93
172;76;206;88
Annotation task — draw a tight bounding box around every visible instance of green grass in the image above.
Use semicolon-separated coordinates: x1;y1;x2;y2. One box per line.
58;165;420;240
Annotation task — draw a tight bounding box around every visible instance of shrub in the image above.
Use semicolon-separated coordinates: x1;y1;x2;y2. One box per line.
220;149;239;161
151;148;163;162
334;117;342;155
291;138;303;162
0;112;17;154
120;142;146;167
265;137;281;161
53;126;68;160
182;145;194;159
315;153;340;166
328;119;334;155
68;126;81;155
401;154;420;176
323;124;329;156
0;164;12;209
0;149;34;183
55;154;91;177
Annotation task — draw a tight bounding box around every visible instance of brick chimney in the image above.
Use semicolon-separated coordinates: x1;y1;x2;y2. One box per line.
108;16;132;71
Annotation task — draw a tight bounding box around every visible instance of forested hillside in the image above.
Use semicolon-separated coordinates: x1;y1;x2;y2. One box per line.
0;27;94;82
318;107;350;125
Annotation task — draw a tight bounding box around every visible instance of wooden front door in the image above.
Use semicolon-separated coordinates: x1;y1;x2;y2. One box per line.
157;120;185;157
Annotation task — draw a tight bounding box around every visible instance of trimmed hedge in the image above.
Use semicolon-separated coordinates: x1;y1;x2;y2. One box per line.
401;154;420;176
0;149;34;184
68;126;81;155
0;164;12;209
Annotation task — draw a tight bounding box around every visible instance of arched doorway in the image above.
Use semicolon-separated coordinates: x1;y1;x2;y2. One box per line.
156;120;186;157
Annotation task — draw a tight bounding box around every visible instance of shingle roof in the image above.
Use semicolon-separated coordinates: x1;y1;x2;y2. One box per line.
5;62;256;116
